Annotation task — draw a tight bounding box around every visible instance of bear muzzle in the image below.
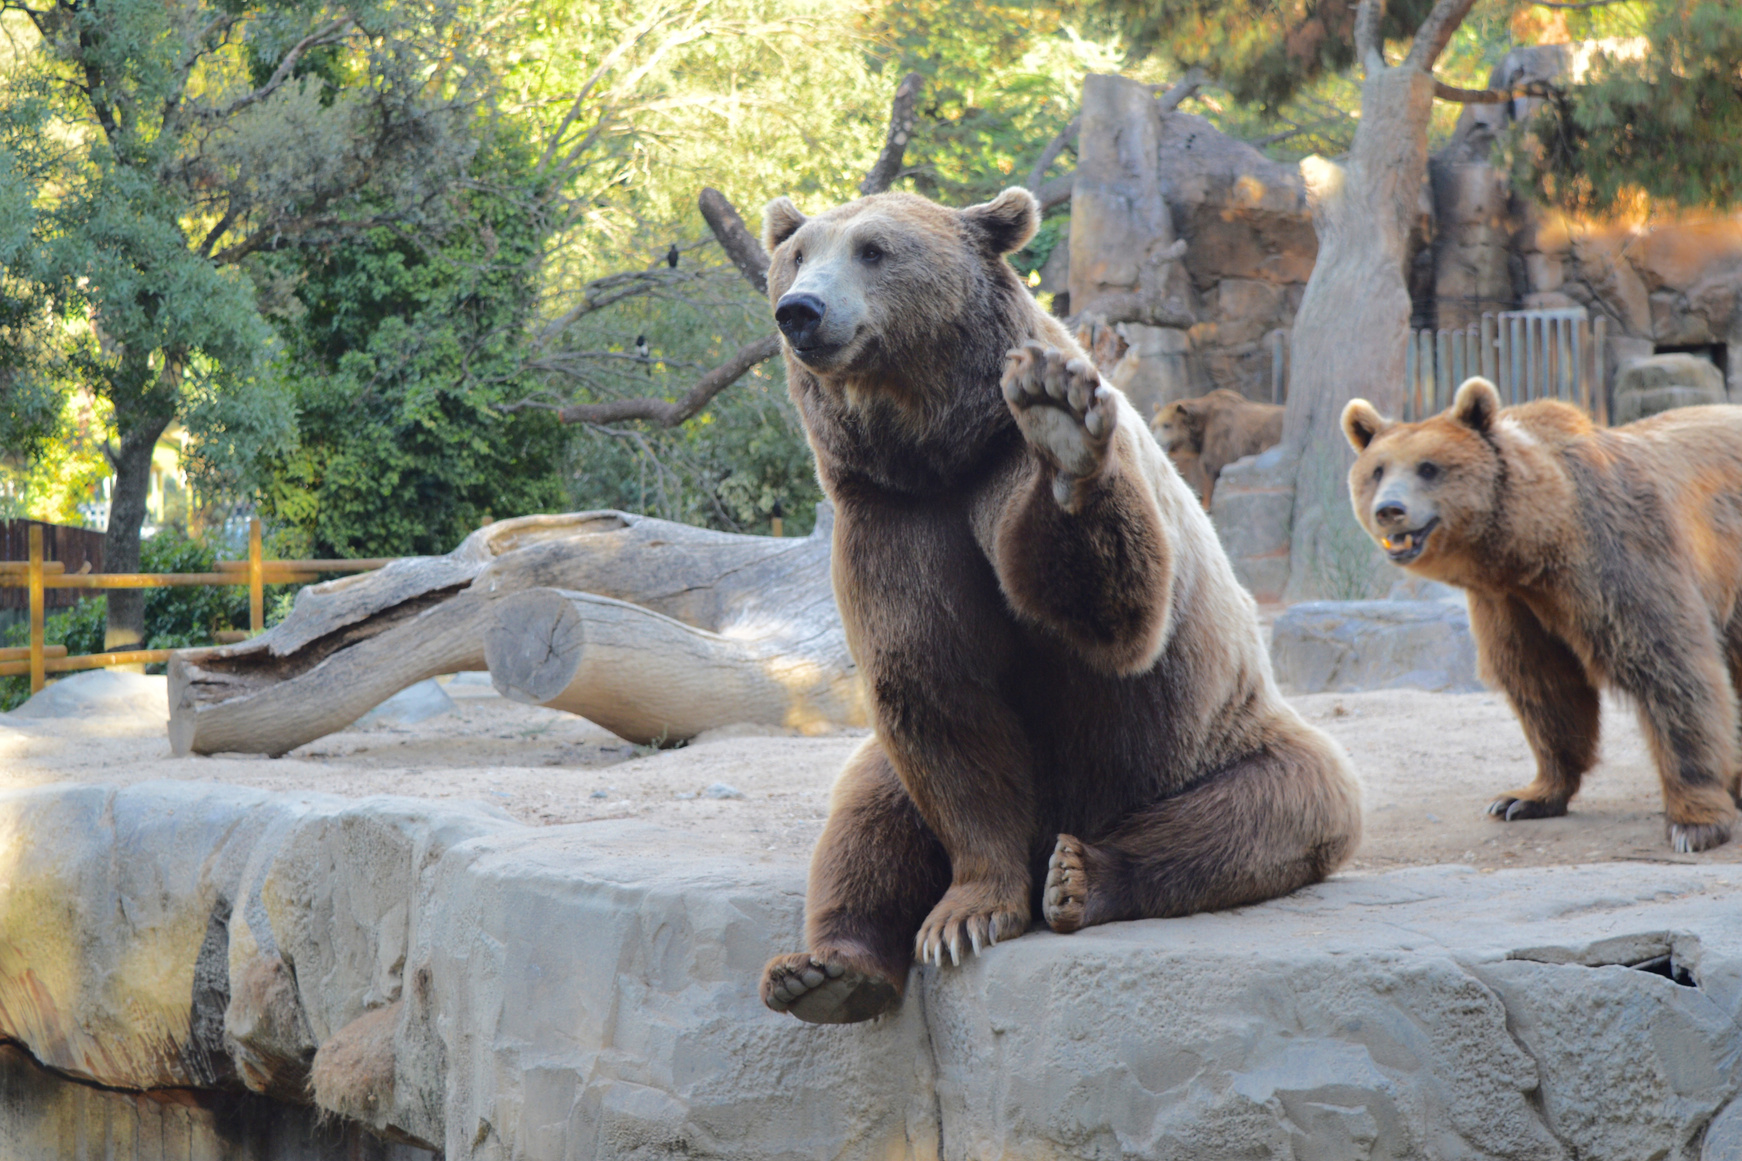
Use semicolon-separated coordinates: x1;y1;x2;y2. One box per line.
775;292;829;352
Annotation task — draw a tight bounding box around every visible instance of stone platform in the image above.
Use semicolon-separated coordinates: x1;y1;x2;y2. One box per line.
1;781;1740;1160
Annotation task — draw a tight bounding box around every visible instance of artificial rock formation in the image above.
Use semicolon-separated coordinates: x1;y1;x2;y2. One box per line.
3;778;1742;1160
167;507;861;755
1067;72;1313;417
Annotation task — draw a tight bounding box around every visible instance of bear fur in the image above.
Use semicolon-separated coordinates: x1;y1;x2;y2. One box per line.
1151;389;1285;510
1342;377;1742;853
758;186;1362;1024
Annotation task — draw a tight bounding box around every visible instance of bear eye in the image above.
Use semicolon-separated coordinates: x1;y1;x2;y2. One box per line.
1371;465;1384;482
1417;462;1440;482
793;251;803;267
858;244;883;264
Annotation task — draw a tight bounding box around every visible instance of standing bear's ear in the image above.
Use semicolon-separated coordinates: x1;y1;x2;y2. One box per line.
1451;377;1501;434
1341;399;1387;451
763;197;807;252
961;187;1040;255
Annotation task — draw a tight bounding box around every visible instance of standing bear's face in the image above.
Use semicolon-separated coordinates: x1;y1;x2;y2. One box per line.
1342;378;1507;579
762;189;1038;380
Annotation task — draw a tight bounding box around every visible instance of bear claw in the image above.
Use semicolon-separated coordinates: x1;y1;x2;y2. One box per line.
1670;821;1731;854
1485;794;1568;821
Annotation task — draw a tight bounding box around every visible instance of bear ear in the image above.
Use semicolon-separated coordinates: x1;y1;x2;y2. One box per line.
1451;376;1501;434
1341;399;1387;451
962;187;1040;255
763;197;807;252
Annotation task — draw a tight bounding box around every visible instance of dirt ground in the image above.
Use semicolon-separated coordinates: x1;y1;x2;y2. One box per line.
2;674;1736;872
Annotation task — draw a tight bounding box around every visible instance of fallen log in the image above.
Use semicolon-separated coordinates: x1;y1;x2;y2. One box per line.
168;507;860;756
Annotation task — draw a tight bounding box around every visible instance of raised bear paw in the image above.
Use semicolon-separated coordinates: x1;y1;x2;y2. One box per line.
761;951;902;1024
914;882;1029;967
1002;341;1115;501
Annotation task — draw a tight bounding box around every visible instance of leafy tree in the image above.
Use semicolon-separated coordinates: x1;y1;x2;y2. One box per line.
0;0;489;644
257;136;571;557
1523;2;1742;214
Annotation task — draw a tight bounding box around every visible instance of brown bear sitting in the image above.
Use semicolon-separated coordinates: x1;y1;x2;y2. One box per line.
757;185;1363;1025
1342;377;1742;853
1151;389;1285;510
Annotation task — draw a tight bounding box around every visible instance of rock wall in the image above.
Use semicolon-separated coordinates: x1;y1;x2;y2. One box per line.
5;779;1742;1159
1068;74;1313;417
1428;43;1742;402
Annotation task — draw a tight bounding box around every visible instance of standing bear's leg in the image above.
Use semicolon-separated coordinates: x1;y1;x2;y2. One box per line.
1467;592;1600;820
1042;721;1361;929
1605;593;1741;853
761;739;951;1023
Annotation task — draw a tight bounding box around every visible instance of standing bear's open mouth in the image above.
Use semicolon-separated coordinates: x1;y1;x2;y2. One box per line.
1380;518;1438;564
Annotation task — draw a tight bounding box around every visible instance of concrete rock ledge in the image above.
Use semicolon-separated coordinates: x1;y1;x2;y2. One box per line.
1;780;1741;1159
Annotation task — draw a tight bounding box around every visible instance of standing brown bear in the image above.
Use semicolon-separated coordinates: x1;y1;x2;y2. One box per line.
1342;377;1742;853
759;186;1362;1025
1151;389;1285;509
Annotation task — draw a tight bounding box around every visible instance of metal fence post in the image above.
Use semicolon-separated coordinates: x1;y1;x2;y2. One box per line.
249;516;264;635
28;524;44;694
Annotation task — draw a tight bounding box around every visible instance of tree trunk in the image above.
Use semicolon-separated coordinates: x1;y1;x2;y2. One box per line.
1281;63;1437;601
168;508;862;756
102;412;173;650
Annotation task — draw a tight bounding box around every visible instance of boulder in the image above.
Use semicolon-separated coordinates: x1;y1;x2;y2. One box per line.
1209;445;1295;602
1613;353;1728;424
1271;598;1482;694
6;669;167;723
9;781;1742;1160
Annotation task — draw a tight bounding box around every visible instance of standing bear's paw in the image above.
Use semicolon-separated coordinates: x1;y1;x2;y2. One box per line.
1002;341;1115;502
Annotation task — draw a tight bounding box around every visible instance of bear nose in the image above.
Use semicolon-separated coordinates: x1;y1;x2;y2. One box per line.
1374;500;1408;526
775;293;826;348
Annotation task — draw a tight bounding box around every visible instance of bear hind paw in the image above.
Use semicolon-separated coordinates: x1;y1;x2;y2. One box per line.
760;952;902;1024
1042;834;1091;934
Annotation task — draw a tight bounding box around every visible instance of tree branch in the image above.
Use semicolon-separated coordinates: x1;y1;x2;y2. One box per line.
1355;0;1387;74
698;187;769;296
1532;0;1626;8
1154;68;1206;113
1032;171;1074;213
859;71;923;197
1025;115;1079;191
554;335;781;426
213;17;354;119
1433;79;1556;103
1406;0;1482;72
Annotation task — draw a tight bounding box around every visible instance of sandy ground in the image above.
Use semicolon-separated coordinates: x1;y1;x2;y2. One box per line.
3;674;1738;872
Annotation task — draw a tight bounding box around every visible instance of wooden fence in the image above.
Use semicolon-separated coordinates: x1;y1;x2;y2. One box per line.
1403;309;1609;424
0;519;389;694
0;522;105;611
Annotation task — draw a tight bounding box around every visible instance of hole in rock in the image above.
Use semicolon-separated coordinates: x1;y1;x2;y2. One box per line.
1629;954;1697;987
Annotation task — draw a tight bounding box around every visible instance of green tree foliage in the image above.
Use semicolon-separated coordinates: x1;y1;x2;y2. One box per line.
257;138;570;557
1522;1;1742;214
1084;0;1439;111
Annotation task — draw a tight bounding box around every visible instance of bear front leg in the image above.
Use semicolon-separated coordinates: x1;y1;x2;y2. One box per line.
761;739;951;1023
1468;593;1599;821
996;341;1172;674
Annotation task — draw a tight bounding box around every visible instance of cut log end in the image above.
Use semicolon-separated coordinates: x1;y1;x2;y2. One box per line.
485;589;586;707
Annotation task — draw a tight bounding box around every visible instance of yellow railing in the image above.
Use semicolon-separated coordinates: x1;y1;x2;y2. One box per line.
0;519;391;693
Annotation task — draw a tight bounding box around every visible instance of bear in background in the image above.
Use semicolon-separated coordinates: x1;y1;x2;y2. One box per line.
1343;377;1742;853
758;185;1362;1025
1152;389;1284;509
